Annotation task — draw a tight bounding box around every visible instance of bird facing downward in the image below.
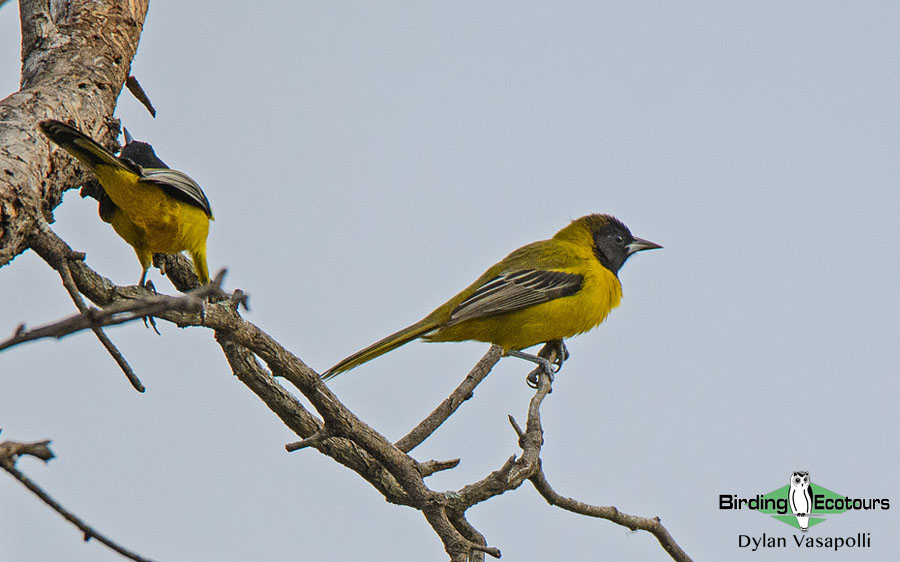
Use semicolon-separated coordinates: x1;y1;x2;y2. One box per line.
322;214;660;380
38;119;213;286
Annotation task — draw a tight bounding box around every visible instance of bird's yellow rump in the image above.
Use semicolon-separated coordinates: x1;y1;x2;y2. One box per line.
38;119;213;285
323;214;660;380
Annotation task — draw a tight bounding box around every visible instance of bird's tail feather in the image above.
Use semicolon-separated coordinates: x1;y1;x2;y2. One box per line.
322;320;438;380
38;120;128;172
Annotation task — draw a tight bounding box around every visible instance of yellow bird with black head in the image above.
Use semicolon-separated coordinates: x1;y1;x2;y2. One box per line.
38;119;213;286
323;214;660;381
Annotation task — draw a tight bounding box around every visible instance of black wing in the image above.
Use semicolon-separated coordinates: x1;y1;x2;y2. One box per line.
140;168;213;218
449;269;583;324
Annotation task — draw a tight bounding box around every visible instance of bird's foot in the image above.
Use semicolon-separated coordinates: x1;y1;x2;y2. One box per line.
506;350;556;388
142;279;160;335
547;339;569;370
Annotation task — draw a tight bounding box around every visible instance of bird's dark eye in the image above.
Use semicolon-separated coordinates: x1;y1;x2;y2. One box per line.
614;235;625;246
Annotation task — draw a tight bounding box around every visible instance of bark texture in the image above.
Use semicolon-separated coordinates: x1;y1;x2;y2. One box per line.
0;0;148;266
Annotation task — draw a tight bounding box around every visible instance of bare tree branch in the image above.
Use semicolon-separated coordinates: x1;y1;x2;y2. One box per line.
11;223;695;560
1;1;695;558
214;333;411;502
0;275;223;352
0;438;157;562
23;224;498;558
530;470;694;562
429;344;695;561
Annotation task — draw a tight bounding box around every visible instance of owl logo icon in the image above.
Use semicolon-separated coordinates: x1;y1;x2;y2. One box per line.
789;471;813;532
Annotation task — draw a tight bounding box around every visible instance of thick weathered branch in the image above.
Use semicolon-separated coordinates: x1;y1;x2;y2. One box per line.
20;223;501;559
215;333;411;502
24;223;422;505
1;0;149;267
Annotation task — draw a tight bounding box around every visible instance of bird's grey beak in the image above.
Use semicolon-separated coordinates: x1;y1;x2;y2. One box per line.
626;237;662;255
123;127;134;145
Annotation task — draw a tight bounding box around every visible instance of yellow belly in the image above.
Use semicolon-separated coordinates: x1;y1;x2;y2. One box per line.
94;167;211;283
96;168;209;256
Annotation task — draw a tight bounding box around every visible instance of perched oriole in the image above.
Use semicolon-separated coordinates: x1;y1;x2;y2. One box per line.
323;214;660;380
38;119;213;286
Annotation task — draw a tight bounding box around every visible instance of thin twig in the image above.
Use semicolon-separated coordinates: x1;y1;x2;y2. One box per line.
395;345;502;453
417;458;461;477
285;427;333;452
469;543;501;559
0;280;224;352
0;440;156;562
53;250;145;392
507;414;524;439
530;470;694;562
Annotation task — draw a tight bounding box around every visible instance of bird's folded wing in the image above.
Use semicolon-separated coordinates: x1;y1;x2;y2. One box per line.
140;168;213;217
448;269;583;324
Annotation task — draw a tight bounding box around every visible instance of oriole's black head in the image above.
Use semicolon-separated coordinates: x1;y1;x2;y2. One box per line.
78;127;169;208
119;128;169;169
578;214;662;275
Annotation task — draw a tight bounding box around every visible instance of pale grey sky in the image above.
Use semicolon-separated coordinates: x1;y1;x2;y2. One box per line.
2;3;900;561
